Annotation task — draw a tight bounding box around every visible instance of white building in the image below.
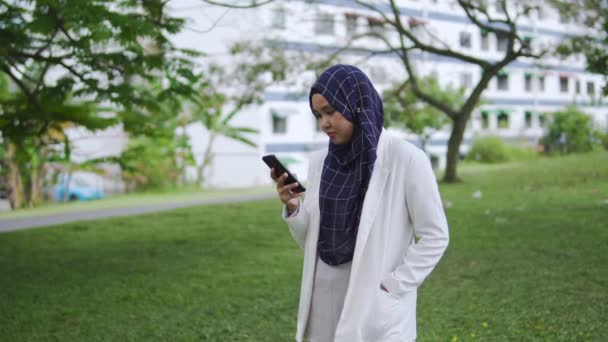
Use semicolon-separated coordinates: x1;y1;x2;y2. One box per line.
74;0;608;189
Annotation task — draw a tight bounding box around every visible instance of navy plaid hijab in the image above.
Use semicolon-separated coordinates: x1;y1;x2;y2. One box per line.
309;64;384;266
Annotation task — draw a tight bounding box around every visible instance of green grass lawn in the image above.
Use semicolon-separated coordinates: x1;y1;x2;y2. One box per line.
1;152;607;341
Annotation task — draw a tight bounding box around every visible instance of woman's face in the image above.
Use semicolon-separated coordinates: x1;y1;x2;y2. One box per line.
311;94;354;145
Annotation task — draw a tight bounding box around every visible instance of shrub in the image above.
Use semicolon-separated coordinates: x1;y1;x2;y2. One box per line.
593;130;608;151
467;136;540;163
542;106;594;154
118;136;183;191
466;136;509;163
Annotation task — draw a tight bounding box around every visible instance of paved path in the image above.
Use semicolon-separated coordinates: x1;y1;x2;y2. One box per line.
0;192;276;233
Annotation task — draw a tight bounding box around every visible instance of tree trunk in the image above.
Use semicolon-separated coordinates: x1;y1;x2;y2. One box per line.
443;115;468;183
63;167;73;202
6;144;25;209
197;133;217;188
29;151;47;207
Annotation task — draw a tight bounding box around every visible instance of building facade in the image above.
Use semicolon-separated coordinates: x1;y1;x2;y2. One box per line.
73;0;608;189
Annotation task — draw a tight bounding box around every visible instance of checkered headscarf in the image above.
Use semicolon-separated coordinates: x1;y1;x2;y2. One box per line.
309;64;384;266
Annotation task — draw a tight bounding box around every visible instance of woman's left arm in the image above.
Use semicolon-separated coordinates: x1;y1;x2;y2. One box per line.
381;148;450;296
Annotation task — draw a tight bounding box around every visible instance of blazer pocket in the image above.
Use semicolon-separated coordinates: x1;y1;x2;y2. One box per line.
373;288;404;339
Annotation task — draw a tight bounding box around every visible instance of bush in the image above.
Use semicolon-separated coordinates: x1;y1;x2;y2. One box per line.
542;106;595;154
593;130;608;151
466;136;509;163
118;136;183;192
467;136;539;163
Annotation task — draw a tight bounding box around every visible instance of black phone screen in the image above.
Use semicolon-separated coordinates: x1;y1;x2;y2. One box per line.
262;154;306;193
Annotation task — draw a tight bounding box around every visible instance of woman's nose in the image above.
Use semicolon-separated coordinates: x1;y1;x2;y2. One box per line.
320;116;330;128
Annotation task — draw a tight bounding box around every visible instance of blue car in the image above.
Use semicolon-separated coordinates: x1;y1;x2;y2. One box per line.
53;177;105;202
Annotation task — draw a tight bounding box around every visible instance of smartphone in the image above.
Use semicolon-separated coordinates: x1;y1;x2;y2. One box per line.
262;154;306;193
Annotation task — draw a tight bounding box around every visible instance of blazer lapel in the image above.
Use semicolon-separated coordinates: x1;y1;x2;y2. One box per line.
352;131;390;265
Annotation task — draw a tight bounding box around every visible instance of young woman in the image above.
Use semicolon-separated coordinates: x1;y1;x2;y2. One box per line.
271;64;449;342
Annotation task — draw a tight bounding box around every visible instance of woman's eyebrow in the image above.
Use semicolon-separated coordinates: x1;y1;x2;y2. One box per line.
312;105;334;115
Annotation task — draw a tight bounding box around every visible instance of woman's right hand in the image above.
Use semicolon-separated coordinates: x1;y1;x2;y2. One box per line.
270;168;303;215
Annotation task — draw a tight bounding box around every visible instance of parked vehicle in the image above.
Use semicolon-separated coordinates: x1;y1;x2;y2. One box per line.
53;176;105;202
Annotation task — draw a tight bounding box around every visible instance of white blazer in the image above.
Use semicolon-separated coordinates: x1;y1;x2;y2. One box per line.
284;130;449;342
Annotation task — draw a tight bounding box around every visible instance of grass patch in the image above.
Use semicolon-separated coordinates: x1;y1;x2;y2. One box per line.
0;152;607;341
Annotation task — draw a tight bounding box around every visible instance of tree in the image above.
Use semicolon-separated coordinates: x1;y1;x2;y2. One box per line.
353;0;548;182
0;70;111;207
102;77;198;192
188;42;288;187
208;0;552;182
551;0;608;95
383;76;462;153
0;0;199;208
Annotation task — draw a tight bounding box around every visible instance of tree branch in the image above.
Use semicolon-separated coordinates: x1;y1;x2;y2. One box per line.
5;58;39;85
457;0;512;35
34;60;52;94
0;63;43;113
185;8;230;34
394;22;459;119
32;27;60;59
199;0;275;8
356;0;492;68
500;0;512;23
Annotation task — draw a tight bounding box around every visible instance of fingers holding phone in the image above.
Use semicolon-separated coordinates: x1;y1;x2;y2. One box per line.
263;154;306;193
270;168;302;214
263;155;305;215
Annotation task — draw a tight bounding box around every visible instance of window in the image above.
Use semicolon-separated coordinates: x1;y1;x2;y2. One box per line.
525;111;533;128
480;30;490;51
272;112;287;134
497;72;509;91
575;80;581;94
494;0;505;14
538;76;545;92
537;7;545;20
460;32;471;48
559;76;569;93
525;73;533;92
345;13;358;38
460;72;473;89
272;7;286;29
315;13;335;35
481;111;489;129
409;17;427;37
522;36;532;50
367;17;385;35
539;113;547;127
497;111;509;129
587;81;595;95
496;33;508;52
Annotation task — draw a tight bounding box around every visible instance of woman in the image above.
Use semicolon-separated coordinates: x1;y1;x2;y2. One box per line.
271;64;449;342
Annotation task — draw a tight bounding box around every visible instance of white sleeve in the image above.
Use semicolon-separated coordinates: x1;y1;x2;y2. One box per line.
382;149;450;296
282;199;310;250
